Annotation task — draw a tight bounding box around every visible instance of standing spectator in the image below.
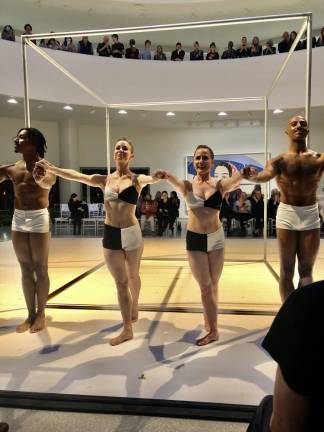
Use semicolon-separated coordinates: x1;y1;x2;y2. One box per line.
125;39;139;59
171;42;185;61
290;31;302;50
220;192;235;236
316;27;324;46
233;191;252;236
190;41;204;60
61;37;77;53
23;23;36;45
140;39;152;60
111;34;124;58
68;193;85;235
250;36;262;57
267;188;280;219
236;36;250;58
168;191;180;234
157;191;170;236
278;31;291;53
249;189;264;237
154;45;167;60
140;192;157;234
78;36;93;55
221;41;237;59
47;37;60;50
97;35;111;57
206;42;219;60
263;39;276;55
1;25;15;42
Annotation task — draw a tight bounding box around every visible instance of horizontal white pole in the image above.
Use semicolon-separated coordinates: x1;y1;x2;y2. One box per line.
21;12;311;41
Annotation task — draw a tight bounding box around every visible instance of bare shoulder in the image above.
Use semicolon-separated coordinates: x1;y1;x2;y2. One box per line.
183;180;192;192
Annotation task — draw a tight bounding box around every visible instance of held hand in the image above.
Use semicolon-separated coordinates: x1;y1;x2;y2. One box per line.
242;166;258;180
153;169;168;180
32;165;46;182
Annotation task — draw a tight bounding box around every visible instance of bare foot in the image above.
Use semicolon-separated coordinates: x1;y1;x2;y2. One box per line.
16;319;33;333
196;331;219;346
110;328;133;346
30;315;46;333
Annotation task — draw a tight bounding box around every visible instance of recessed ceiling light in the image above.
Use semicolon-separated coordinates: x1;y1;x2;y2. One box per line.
217;111;227;116
37;104;43;109
63;105;73;111
166;111;175;116
89;109;96;115
118;109;127;114
273;108;283;114
7;98;18;104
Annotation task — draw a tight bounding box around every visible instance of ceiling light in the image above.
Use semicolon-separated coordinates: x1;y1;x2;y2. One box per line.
63;105;73;111
273;108;283;114
217;111;227;116
7;98;18;104
118;109;127;114
89;109;96;115
166;111;175;116
36;104;43;109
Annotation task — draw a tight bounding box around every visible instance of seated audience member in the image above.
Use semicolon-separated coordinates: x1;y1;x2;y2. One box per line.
316;27;324;47
125;39;139;59
68;193;85;235
250;36;262;57
154;45;167;60
47;37;60;50
157;191;170;236
278;31;291;53
250;189;264;237
206;42;219;60
289;31;302;50
154;190;162;204
140;39;152;60
190;41;204;60
39;39;47;48
61;37;77;52
220;192;235;236
221;41;237;59
97;35;111;57
169;191;180;234
111;34;124;58
1;25;15;42
248;281;324;432
263;39;276;55
78;36;93;55
267;188;280;220
171;42;185;61
236;36;251;58
234;191;252;236
140;192;157;233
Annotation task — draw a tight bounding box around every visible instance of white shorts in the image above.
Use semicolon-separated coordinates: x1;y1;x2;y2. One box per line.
276;202;321;231
12;208;50;233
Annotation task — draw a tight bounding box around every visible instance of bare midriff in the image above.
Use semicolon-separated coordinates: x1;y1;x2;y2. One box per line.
104;200;138;228
187;207;222;234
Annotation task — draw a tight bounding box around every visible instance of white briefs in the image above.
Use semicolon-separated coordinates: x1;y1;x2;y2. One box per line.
276;202;320;231
12;208;50;233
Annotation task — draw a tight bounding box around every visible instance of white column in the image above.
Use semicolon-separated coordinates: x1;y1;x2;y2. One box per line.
59;119;80;202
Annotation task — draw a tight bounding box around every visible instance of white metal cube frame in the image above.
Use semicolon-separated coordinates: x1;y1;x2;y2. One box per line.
21;12;313;282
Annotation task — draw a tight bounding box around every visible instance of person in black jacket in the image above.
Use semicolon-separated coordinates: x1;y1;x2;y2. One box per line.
278;32;291;53
157;190;170;236
168;191;180;234
68;193;85;235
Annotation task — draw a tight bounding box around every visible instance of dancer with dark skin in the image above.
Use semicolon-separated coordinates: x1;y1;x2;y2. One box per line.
0;128;56;333
161;145;243;345
244;116;324;301
37;138;163;345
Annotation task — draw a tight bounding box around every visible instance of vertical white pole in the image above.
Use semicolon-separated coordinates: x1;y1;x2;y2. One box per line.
263;97;269;261
305;15;312;147
22;39;31;127
106;106;111;174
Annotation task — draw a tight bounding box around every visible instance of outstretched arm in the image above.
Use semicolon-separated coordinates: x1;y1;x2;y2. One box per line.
137;170;167;187
243;160;277;183
0;165;12;183
36;159;106;189
219;170;243;194
165;171;187;196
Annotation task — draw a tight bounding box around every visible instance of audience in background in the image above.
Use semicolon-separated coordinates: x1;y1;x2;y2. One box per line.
267;188;280;220
250;36;262;57
236;36;250;58
206;42;219;60
39;39;47;48
68;193;86;235
316;27;324;46
221;41;237;59
290;30;302;50
111;34;124;58
157;191;170;236
140;192;157;233
125;38;139;59
278;31;291;53
171;42;185;61
78;36;93;55
1;25;15;42
168;191;180;234
263;39;276;55
97;35;111;57
154;45;167;60
22;23;36;45
61;37;77;52
220;192;235;236
249;188;264;237
190;41;204;60
140;39;152;60
234;191;252;236
47;36;60;50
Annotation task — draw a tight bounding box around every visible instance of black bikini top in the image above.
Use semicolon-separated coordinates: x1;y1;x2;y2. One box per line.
104;185;139;205
185;189;223;210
